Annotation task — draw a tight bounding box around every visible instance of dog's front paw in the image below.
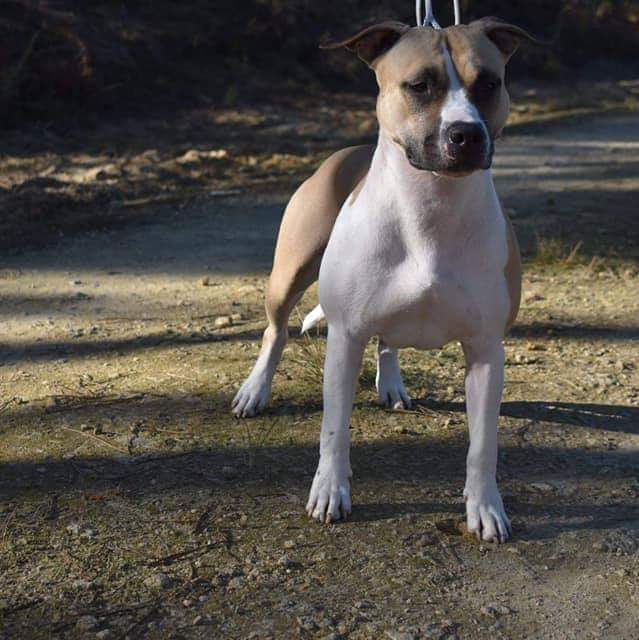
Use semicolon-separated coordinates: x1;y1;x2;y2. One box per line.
464;481;511;543
231;374;271;418
306;457;352;523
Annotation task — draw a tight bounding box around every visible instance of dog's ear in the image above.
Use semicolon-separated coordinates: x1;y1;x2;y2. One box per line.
472;17;540;61
321;21;410;67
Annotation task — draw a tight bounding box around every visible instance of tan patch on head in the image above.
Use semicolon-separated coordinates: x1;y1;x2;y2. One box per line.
444;26;510;137
373;28;447;145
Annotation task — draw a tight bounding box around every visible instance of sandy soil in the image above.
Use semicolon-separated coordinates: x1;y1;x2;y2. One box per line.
0;112;638;639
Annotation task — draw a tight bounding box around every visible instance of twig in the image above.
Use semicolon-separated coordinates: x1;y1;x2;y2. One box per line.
61;425;128;454
144;540;221;567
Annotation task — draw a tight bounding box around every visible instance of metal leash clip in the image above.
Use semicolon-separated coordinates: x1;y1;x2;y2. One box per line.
416;0;461;29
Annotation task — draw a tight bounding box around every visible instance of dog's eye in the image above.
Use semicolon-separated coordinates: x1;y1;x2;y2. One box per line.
483;77;501;92
406;80;432;95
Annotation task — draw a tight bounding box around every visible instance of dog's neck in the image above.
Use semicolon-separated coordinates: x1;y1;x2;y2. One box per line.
370;130;496;226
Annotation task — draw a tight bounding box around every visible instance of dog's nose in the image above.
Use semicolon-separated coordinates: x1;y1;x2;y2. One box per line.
446;122;485;150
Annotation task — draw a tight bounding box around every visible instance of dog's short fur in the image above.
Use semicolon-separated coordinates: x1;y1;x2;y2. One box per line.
233;18;534;542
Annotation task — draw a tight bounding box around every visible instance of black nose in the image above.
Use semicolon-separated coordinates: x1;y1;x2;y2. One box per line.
446;122;485;149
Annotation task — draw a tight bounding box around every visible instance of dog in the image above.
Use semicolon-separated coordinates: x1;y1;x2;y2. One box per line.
233;17;535;542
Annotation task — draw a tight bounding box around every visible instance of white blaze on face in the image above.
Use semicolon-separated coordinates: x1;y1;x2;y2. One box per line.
440;43;488;141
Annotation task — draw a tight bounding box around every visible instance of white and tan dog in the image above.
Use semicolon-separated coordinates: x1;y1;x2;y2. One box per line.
233;17;535;542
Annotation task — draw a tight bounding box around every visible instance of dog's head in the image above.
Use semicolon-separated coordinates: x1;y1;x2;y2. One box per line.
323;18;537;176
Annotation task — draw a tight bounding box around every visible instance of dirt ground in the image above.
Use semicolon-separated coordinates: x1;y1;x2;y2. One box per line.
1;105;639;639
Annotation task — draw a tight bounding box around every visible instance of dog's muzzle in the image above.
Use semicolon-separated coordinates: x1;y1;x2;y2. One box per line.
441;121;492;173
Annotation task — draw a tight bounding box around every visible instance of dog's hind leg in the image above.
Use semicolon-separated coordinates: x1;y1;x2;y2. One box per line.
375;339;411;409
232;145;374;417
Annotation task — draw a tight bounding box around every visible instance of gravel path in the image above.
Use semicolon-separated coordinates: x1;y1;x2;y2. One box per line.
1;113;638;640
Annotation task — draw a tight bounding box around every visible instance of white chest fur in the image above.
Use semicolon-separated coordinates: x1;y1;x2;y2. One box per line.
318;133;510;349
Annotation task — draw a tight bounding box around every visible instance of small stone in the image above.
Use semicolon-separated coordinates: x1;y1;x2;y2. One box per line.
145;572;172;590
481;603;513;617
214;316;232;328
230;312;244;323
199;276;211;287
72;579;93;590
76;615;98;631
278;555;293;568
193;615;205;625
96;631;112;640
228;576;246;589
296;616;317;631
283;539;296;549
385;631;415;640
529;482;555;493
239;514;249;526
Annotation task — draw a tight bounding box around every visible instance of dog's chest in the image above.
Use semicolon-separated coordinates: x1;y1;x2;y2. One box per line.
320;182;509;348
375;253;493;349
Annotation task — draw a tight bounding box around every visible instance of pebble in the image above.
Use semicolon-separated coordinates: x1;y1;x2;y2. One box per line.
76;615;98;631
95;631;112;640
385;631;416;640
529;482;555;493
296;616;317;631
278;555;293;568
480;603;513;617
199;276;211;286
228;576;246;589
230;312;244;323
214;316;232;328
144;572;172;590
283;539;296;549
72;579;93;590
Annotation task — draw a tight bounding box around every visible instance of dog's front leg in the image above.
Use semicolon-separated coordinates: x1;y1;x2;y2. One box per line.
306;327;366;523
462;340;511;543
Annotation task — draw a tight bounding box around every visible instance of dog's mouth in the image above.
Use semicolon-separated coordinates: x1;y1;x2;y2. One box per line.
404;141;494;176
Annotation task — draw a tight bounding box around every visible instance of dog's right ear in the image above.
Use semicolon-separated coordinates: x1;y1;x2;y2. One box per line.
320;21;410;67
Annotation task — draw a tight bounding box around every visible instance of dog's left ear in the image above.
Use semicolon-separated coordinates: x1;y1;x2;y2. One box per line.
473;17;540;61
320;21;410;67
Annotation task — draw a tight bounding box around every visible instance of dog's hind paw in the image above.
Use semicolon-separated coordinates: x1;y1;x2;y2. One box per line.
232;375;271;418
376;346;411;410
306;458;352;523
376;374;411;410
464;482;511;544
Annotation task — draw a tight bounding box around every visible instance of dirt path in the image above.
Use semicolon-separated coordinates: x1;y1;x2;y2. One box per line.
1;113;638;639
